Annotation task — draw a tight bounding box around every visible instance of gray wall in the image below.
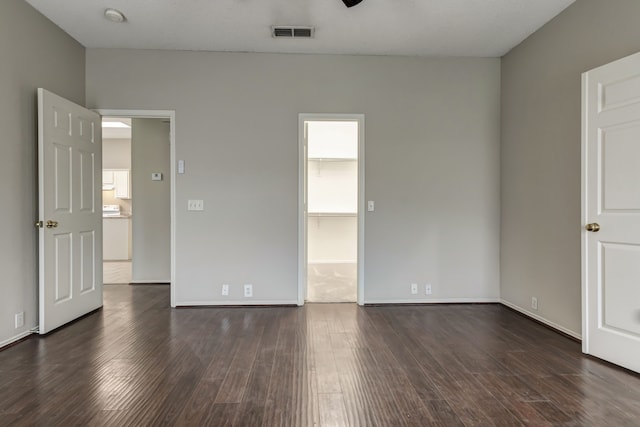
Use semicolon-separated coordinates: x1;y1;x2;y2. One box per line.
103;139;132;169
131;118;171;282
0;0;85;346
501;0;640;336
87;50;501;304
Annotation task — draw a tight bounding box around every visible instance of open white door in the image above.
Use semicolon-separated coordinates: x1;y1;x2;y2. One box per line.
37;89;103;334
582;52;640;373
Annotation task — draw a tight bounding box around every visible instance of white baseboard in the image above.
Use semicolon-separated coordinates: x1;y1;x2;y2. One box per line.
129;279;170;284
364;297;501;305
500;299;581;340
176;299;298;306
0;330;32;349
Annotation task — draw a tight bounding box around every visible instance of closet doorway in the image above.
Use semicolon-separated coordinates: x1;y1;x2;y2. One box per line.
298;114;364;305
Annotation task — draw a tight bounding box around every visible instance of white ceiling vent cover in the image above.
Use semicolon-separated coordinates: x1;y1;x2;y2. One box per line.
272;26;315;38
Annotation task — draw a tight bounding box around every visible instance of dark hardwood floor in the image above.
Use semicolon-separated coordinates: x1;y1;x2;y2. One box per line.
1;285;640;426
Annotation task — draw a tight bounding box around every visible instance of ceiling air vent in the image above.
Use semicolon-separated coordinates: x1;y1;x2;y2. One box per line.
272;26;315;38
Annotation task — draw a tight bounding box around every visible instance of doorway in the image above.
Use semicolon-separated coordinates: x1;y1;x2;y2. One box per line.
102;117;171;287
102;117;133;284
298;114;365;305
98;109;177;307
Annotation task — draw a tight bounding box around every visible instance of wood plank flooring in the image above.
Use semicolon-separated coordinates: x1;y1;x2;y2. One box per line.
1;285;640;426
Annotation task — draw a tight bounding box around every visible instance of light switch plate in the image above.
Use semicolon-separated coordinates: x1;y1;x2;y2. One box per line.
178;160;185;174
368;201;375;211
187;200;204;211
151;172;162;181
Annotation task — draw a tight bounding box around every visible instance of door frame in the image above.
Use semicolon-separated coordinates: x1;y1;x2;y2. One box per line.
581;71;590;353
97;109;177;307
580;73;590;354
298;113;365;306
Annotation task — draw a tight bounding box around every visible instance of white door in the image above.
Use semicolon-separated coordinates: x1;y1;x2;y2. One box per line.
582;52;640;373
37;88;103;334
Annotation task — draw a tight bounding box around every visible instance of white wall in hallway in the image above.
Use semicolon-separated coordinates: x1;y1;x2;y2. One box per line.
131;118;171;283
103;138;131;169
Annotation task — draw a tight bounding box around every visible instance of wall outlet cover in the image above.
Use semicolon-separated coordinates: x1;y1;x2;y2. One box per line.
15;312;24;329
244;284;253;298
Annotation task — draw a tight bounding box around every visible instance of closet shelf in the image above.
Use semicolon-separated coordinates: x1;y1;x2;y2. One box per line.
308;212;357;217
308;157;357;162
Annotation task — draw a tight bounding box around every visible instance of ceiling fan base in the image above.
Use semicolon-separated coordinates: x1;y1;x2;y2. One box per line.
342;0;364;8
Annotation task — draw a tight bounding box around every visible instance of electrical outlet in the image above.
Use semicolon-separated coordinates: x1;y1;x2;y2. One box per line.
221;284;229;296
15;312;24;329
244;284;253;298
425;284;432;295
411;283;418;295
531;297;538;311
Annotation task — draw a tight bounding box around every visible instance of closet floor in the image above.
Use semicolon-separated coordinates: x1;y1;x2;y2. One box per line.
307;262;357;303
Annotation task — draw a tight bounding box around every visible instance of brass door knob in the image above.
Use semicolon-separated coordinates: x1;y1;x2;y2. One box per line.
585;223;600;232
46;220;59;229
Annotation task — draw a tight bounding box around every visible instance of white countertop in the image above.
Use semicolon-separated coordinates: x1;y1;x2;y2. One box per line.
103;214;131;219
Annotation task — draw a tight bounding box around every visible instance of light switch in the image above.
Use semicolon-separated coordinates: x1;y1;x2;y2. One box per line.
178;160;185;174
187;200;204;211
367;201;375;212
151;172;162;181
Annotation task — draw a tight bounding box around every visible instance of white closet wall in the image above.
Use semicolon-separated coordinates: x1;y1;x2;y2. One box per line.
308;161;357;214
307;121;358;264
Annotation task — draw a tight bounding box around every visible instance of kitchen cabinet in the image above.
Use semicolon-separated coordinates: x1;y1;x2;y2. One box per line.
103;217;130;260
103;169;130;199
102;170;114;189
113;170;130;199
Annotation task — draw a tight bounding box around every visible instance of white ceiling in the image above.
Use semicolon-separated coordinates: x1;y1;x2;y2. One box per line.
102;117;131;139
25;0;574;57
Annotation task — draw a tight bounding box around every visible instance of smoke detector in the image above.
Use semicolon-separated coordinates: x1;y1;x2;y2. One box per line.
271;26;315;38
104;8;126;23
